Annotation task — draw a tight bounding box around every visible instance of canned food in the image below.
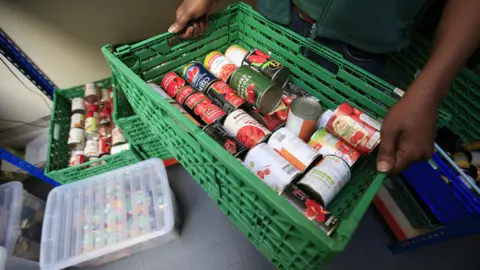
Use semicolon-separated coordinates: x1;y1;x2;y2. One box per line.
282;83;312;106
206;81;248;113
225;44;249;67
285;97;323;142
203;123;248;158
111;143;130;155
229;66;283;115
172;102;203;126
84;83;99;104
204;51;238;82
281;184;339;235
268;127;321;172
85;111;99;139
85;101;98;114
161;72;186;98
191;99;226;125
249;109;285;132
99;101;112;116
176;86;195;105
223;109;272;148
112;127;127;146
309;129;361;167
298;155;351;206
183;62;217;92
71;97;85;114
84;140;99;158
70;113;85;129
100;87;110;102
244;143;300;193
68;128;85;150
243;48;291;87
98;137;112;156
319;103;381;154
98;125;112;138
69;151;86;167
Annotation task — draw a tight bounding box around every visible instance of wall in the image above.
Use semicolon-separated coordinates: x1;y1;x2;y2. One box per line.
0;0;256;141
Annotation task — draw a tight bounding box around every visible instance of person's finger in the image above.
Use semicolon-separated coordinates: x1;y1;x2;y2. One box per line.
180;26;195;39
192;23;201;37
377;125;400;173
169;5;191;33
198;19;207;34
390;146;413;174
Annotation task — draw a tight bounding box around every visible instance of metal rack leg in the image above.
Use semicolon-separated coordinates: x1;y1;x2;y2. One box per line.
0;146;59;186
389;216;480;253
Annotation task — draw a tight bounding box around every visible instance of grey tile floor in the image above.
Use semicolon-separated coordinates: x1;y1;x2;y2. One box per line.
93;165;480;270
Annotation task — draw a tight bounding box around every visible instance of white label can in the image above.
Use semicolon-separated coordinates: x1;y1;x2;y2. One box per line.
84;140;99;157
111;143;131;155
223;109;271;148
298;155;351;206
244;143;300;193
70;113;85;129
84;83;99;103
71;97;85;113
112;127;127;146
268;127;320;172
68;128;85;150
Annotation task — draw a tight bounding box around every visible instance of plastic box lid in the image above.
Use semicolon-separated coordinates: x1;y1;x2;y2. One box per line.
0;182;24;254
40;158;177;270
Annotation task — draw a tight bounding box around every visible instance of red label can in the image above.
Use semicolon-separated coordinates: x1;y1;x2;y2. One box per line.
161;72;186;98
98;137;112;156
223;109;272;148
321;103;381;154
203;123;248;158
206;81;247;113
69;151;86;167
85;101;98;114
185;92;209;109
99;125;112;138
176;86;195;105
192;100;226;125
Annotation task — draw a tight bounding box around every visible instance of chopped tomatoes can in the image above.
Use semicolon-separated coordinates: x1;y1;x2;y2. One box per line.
223;109;271;148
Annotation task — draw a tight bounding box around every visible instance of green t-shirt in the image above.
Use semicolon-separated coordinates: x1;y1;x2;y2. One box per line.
258;0;429;54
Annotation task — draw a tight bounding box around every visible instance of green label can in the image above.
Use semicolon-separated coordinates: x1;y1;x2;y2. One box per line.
229;66;283;115
243;49;291;87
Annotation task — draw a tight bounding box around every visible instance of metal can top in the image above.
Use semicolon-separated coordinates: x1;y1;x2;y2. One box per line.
318;110;334;129
290;97;324;120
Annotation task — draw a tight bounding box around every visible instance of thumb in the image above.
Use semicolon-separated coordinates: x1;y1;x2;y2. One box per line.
169;5;191;33
377;126;399;173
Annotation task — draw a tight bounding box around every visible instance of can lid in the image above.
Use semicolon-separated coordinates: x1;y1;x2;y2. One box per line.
290;97;324;120
318;110;334;129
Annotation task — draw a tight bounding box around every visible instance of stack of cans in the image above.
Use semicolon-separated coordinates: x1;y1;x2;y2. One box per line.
67;83;129;168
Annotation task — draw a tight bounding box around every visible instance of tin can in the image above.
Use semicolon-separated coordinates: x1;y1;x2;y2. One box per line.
71;98;85;114
70;113;85;129
282;83;312;106
85;101;98;114
84;83;99;104
298;155;351;206
100;87;110;102
229;66;283;115
98;137;112;157
244;143;300;193
280;184;339;235
203;123;248;158
225;44;249;67
243;48;291;87
204;51;238;82
319;103;381;154
68;128;85;150
98;125;112;138
183;62;217;92
206;81;248;113
84;140;99;158
191;99;227;125
112;127;127;146
69;151;86;167
286;97;323;142
268;127;321;172
161;72;186;98
99;101;112;116
111;143;131;155
175;86;196;105
85;111;99;140
224;109;272;148
249;109;285;132
308;129;361;167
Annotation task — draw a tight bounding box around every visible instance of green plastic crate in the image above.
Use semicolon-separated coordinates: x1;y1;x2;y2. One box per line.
100;3;401;268
113;77;173;160
45;78;142;184
387;34;480;143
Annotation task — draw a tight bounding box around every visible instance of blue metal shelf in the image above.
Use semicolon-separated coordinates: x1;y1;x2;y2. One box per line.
0;30;58;186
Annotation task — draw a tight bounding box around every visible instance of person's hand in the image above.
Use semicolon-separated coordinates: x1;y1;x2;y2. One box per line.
169;0;217;39
376;86;440;174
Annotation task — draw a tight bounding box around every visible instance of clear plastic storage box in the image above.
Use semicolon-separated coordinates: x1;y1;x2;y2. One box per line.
0;182;45;261
40;159;179;270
